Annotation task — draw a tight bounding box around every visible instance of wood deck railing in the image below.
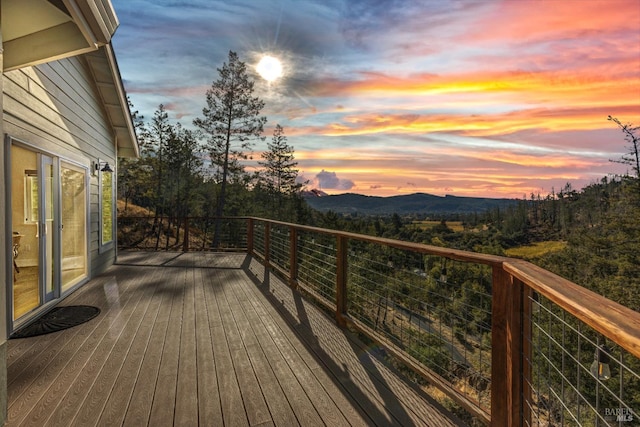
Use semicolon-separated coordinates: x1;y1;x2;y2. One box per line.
118;216;640;426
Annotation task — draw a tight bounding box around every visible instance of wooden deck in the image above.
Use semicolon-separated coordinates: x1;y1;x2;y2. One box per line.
6;252;463;427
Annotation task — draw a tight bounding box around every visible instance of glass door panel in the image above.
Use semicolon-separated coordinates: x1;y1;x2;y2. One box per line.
61;162;87;291
9;145;65;320
11;145;41;319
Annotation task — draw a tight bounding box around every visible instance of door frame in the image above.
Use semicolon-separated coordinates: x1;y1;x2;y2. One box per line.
4;135;91;333
40;152;57;304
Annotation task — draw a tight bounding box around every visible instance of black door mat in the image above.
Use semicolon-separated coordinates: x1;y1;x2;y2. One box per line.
11;305;101;339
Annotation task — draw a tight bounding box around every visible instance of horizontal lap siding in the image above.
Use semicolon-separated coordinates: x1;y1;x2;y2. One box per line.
3;56;117;276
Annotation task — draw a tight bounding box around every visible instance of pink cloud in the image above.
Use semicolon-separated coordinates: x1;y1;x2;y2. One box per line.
459;0;639;45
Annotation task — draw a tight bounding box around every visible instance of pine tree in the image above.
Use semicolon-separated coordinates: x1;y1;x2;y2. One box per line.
608;116;640;180
118;98;145;212
258;124;308;221
194;51;266;246
141;105;173;249
163;124;204;248
259;124;299;195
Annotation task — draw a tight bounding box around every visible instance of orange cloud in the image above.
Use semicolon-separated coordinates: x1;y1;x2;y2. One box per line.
308;69;639;107
286;103;639;139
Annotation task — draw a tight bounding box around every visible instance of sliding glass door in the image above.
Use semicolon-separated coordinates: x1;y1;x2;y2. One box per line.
9;143;88;322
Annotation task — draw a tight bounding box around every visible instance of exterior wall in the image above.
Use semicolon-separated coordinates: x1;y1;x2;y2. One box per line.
3;56;117;280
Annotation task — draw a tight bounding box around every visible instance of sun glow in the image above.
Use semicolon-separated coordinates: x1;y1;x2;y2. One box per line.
256;55;283;82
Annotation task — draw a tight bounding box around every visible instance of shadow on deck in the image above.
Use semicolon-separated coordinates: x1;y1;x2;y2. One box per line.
6;252;465;426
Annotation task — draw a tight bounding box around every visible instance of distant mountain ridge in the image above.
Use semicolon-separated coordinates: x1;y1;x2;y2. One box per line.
303;192;518;215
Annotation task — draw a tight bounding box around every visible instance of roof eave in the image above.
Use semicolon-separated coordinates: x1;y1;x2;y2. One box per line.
2;0;120;71
85;44;139;158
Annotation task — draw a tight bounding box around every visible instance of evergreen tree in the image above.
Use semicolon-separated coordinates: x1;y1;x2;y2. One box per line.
194;51;266;246
259;124;299;195
145;105;173;216
118;98;145;212
163;124;204;247
608;116;640;180
258;124;304;219
142;105;174;249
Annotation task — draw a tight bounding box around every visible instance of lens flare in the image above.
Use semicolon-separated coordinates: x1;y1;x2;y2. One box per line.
256;55;283;82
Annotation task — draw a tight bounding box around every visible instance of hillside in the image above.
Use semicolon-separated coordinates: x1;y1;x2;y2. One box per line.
304;192;518;215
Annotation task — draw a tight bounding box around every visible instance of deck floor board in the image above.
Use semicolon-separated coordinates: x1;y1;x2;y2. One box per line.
71;267;167;427
6;252;464;427
119;269;177;427
44;268;160;427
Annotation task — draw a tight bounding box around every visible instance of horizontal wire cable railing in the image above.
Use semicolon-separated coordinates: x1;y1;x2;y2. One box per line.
297;231;338;305
256;220;496;422
118;216;247;251
117;216;640;426
346;242;493;411
249;218;640;426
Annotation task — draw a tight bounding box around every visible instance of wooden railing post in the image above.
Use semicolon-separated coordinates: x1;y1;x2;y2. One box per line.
247;218;254;255
336;235;348;328
289;226;298;289
491;266;524;427
183;217;189;252
522;285;533;427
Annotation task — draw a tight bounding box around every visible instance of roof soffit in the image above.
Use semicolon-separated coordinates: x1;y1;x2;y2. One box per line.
85;45;139;158
1;0;119;71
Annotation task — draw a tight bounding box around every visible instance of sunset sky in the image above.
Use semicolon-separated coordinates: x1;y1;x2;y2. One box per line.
111;0;640;199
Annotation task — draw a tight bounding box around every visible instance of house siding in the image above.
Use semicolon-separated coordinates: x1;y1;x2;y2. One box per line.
3;55;117;278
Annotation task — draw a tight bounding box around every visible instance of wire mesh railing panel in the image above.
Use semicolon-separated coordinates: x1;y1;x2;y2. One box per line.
347;241;493;411
118;216;163;250
117;216;186;250
269;224;290;273
253;221;266;259
297;231;337;305
185;217;215;250
526;292;639;426
210;218;248;249
117;217;247;251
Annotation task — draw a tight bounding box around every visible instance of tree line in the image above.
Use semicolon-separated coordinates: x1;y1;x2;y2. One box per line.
118;51;311;249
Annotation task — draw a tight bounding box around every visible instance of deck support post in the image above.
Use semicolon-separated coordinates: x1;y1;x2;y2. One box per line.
491;267;524;427
336;236;348;328
522;284;533;426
